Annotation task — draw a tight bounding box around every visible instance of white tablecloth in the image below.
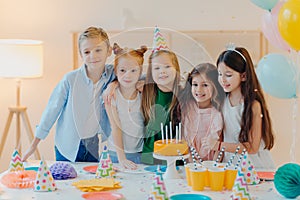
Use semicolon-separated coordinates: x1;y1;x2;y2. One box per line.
0;161;297;200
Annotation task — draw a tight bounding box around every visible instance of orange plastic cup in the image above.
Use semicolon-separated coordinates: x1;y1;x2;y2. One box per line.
185;163;201;186
224;166;238;190
208;167;225;191
190;167;207;191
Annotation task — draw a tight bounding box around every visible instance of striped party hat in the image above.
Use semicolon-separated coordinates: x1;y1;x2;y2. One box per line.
152;26;169;53
96;145;115;178
230;169;251;200
9;149;24;172
148;171;169;200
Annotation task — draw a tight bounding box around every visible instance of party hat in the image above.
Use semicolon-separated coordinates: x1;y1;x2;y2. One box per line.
9;149;24;172
152;26;169;53
34;158;57;192
148;170;169;200
230;169;251;200
96;145;115;178
240;152;260;185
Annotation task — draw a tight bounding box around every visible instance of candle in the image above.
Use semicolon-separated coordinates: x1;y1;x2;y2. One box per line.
169;122;173;142
179;122;182;142
165;126;168;144
175;125;178;143
161;123;164;143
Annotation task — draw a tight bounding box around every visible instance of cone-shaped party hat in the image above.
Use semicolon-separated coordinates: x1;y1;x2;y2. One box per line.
96;145;115;178
241;152;260;185
152;26;169;53
34;158;57;192
9;149;24;172
148;168;169;200
230;169;251;200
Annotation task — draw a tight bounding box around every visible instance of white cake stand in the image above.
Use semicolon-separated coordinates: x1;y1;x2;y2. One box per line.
153;153;189;179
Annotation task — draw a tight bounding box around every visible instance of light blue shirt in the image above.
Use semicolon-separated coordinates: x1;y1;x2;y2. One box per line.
35;64;115;161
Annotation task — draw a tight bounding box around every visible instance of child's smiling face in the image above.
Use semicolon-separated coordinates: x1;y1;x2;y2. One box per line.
191;74;214;108
151;53;177;92
80;37;111;70
116;56;141;89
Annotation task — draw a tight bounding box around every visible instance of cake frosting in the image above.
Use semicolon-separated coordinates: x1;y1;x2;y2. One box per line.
154;140;189;156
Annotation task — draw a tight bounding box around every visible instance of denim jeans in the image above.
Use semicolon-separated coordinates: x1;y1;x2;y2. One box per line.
55;134;99;162
108;150;141;164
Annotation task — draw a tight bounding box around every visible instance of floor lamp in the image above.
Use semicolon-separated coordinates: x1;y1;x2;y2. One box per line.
0;39;43;159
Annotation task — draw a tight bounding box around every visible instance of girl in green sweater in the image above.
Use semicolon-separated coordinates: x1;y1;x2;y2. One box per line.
141;27;181;165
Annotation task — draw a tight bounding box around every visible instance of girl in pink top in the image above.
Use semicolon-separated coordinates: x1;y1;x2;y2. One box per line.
179;63;225;160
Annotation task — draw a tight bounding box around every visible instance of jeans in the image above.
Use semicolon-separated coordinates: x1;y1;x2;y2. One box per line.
55;134;99;162
108;150;141;164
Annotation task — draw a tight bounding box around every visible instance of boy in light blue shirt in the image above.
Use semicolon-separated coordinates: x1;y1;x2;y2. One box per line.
22;27;115;162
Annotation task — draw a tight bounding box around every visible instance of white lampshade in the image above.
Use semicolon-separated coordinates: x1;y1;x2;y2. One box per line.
0;39;43;78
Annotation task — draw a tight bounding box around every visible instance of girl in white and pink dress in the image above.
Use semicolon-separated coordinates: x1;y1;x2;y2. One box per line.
203;46;275;170
179;63;225;161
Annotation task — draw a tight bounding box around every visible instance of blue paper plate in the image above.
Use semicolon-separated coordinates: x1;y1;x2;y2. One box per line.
144;165;179;173
170;194;212;200
25;166;39;171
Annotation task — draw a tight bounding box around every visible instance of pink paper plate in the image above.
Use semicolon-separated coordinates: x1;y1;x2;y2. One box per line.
83;165;97;173
82;191;124;200
257;171;275;181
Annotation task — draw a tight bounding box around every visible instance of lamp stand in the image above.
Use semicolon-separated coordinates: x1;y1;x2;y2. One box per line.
0;80;41;159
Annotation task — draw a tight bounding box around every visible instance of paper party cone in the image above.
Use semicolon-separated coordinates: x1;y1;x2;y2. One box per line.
149;171;169;200
152;26;169;53
230;169;251;200
9;149;24;172
241;152;260;185
96;145;115;178
34;158;56;192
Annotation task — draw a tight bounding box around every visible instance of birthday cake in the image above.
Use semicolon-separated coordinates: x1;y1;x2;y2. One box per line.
154;140;189;156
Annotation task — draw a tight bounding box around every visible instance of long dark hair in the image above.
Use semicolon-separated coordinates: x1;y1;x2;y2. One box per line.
216;47;274;150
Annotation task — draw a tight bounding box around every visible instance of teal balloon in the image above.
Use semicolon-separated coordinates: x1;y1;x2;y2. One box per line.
256;53;298;99
250;0;279;11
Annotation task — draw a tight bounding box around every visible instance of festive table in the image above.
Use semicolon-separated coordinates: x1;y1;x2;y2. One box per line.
0;161;296;200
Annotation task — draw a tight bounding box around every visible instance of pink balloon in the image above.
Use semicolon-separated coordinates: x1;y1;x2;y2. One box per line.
261;2;291;52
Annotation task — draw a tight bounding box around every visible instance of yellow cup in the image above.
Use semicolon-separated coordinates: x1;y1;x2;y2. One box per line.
202;160;215;169
224;166;238;190
185;163;201;186
208;167;225;191
190;167;207;191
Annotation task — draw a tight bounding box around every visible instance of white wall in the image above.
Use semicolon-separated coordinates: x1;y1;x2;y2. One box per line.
0;0;299;172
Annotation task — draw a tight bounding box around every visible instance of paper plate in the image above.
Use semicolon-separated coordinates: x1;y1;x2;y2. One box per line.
257;171;275;181
170;194;211;200
83;165;98;173
82;191;124;200
144;165;179;173
83;165;145;174
25;166;39;171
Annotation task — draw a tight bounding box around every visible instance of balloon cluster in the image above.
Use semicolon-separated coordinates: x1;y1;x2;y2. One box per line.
251;0;300;99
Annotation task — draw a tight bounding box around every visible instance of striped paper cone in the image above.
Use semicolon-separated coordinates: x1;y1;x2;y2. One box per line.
9;149;24;172
152;26;169;53
96;145;114;178
230;169;251;200
149;171;169;200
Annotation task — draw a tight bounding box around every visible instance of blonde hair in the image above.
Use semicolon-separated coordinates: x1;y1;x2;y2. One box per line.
141;50;181;125
78;27;110;55
112;43;147;73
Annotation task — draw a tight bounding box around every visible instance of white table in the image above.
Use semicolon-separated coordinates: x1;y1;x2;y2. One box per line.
0;161;297;200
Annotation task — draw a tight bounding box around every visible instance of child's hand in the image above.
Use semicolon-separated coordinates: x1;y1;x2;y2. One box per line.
120;159;138;170
136;80;145;92
103;81;119;105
